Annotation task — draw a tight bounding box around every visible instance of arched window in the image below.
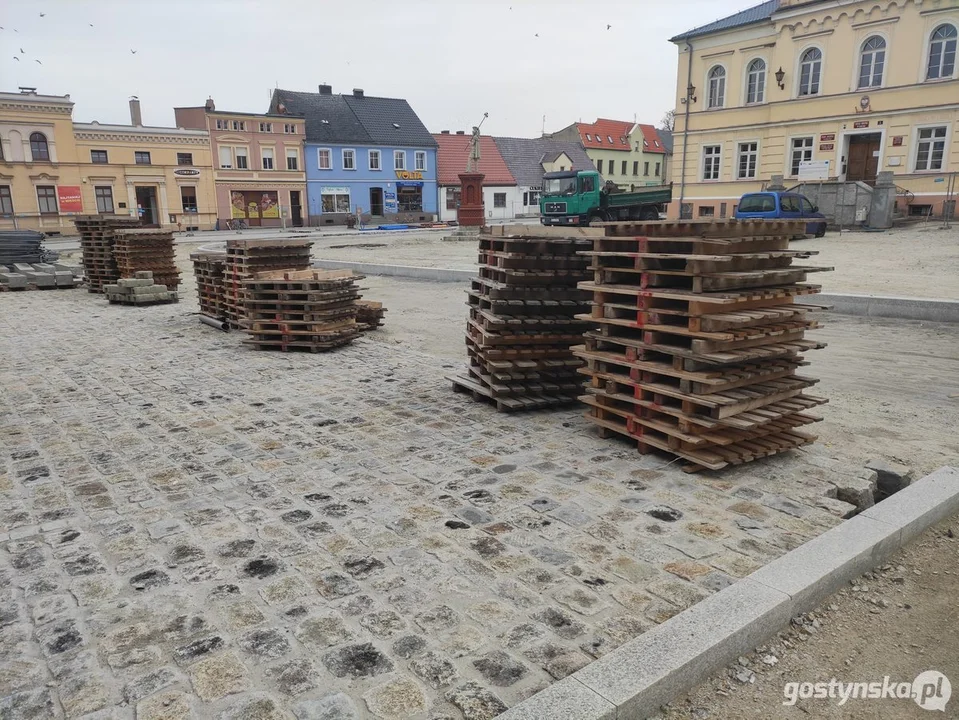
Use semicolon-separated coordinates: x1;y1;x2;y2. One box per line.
927;24;957;80
30;132;50;161
858;36;886;88
707;66;726;108
746;58;766;104
798;48;822;96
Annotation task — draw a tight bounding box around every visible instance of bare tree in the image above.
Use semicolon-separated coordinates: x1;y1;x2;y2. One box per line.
660;109;675;132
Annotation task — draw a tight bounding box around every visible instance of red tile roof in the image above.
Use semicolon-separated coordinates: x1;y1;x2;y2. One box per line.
637;124;667;154
576;119;634;152
433;133;516;186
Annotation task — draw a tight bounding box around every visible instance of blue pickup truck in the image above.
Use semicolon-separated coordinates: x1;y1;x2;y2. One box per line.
734;191;827;237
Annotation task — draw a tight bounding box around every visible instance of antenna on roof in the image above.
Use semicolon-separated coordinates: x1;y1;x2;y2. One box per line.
542;114;546;136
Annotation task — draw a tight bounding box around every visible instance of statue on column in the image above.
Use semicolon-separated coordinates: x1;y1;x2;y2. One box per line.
466;112;488;173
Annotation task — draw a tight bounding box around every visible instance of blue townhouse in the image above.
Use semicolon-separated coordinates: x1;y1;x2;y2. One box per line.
269;85;437;223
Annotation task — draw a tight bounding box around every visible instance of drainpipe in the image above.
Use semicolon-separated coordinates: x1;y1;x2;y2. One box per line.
678;41;694;218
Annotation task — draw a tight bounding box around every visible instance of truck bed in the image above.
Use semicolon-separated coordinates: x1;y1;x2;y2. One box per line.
605;186;673;207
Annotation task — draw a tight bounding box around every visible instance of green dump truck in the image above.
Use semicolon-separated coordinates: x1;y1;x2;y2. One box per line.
539;170;673;226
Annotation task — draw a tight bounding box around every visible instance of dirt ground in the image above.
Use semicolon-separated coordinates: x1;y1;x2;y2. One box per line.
660;514;959;720
306;224;959;300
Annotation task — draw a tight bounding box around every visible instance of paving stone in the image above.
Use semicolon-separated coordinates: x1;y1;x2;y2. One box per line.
218;692;289;720
292;692;358;720
0;688;57;719
264;658;319;696
413;605;460;632
472;650;528;687
188;652;250;702
360;609;407;638
294;614;353;647
531;607;586;639
238;628;291;660
445;681;508;720
313;571;359;599
322;643;394;678
136;691;195;720
174;636;226;665
60;672;111;717
122;666;179;703
363;676;428;718
410;650;459;689
392;634;428;659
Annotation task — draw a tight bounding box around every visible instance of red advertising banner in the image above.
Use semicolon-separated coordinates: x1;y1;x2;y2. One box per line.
57;185;83;213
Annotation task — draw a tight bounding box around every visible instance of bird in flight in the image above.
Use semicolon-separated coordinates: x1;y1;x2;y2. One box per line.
20;48;25;53
607;24;612;30
534;33;539;37
35;59;42;64
130;49;137;54
12;56;19;61
39;13;46;17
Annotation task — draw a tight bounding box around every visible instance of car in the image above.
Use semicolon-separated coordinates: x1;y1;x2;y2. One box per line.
734;191;827;237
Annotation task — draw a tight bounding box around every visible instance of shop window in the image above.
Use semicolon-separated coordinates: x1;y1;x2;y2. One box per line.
286;149;299;171
30;132;50;161
321;189;351;213
446;187;461;210
0;185;13;215
343;149;356;170
95;186;114;213
927;24;957;80
698;205;715;218
369;149;381;170
181;186;197;213
261;148;274;170
91;149;108;164
397;185;422;212
135;151;151;165
36;185;58;214
916;126;947;171
790;137;813;176
177;152;193;166
394;150;406;170
415;151;427;171
317;148;331;170
493;193;506;208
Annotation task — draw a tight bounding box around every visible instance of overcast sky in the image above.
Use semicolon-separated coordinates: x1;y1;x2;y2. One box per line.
3;0;748;137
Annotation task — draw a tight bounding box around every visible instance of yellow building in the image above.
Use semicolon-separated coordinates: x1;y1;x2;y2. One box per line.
669;0;959;219
0;89;216;233
546;119;669;189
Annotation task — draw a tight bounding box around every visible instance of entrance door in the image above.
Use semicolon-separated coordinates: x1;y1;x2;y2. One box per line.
846;134;881;184
135;186;159;227
290;190;303;227
369;187;384;216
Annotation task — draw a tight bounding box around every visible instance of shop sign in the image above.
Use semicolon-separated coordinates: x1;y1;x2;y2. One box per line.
395;170;423;180
820;133;835;142
57;185;83;213
820;143;834;151
853;121;870;129
321;186;350;194
892;136;904;147
174;168;200;176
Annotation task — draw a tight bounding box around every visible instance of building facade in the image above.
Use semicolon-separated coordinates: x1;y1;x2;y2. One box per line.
269;86;437;224
1;89;217;233
434;131;519;222
174;101;307;228
546;119;669;189
669;0;959;219
492;136;596;216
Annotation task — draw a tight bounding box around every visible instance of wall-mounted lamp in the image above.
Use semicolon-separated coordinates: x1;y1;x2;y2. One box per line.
680;83;698;105
775;67;786;90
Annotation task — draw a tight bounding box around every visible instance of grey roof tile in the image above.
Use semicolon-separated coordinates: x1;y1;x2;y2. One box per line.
342;95;436;148
492;137;595;188
670;0;779;42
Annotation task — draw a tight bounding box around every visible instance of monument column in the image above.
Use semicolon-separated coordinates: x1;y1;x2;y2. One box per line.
457;172;485;227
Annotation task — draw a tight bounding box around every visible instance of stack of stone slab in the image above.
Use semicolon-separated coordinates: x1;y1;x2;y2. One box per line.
242;269;362;352
0;229;58;264
448;225;597;411
73;215;142;292
0;262;78;290
190;251;227;320
355;300;387;331
574;219;832;472
113;229;181;290
104;271;178;305
224;238;313;329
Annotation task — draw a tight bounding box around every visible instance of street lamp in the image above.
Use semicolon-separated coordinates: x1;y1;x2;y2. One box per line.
775;67;786;90
680;84;697;105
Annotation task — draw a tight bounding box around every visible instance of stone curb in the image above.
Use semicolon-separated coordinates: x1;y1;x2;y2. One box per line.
496;466;959;720
309;260;959;324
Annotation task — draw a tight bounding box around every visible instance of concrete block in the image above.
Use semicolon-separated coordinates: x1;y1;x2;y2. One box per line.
118;278;153;289
23;272;55;287
865;458;914;495
104;285;122;294
54;271;76;288
861;466;959;546
134;270;154;280
832;469;877;511
495;678;616;720
131;285;166;295
573;578;792;718
746;514;901;617
0;272;28;288
13;263;35;273
31;263;56;273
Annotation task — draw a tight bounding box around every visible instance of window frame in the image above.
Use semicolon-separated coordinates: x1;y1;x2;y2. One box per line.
632;161;639;176
90;149;108;164
621;160;627;175
706;64;727;109
134;151;152;165
369;149;381;171
233;147;248;170
644;161;649;176
231;120;246;131
926;23;958;81
655;161;661;177
745;57;767;104
797;46;824;97
36;185;58;214
261;147;275;171
320;188;351;214
176;152;193;166
94;185;114;214
30;132;50;161
702;144;722;181
913;124;950;172
858;35;887;89
736;141;760;180
493;192;507;208
284;123;297;134
414;150;427;171
180;185;198;213
317;148;332;170
259;122;273;133
0;185;14;215
285;148;299;171
394;150;406;170
342;148;356;171
789;136;815;177
445;186;461;210
219;146;234;169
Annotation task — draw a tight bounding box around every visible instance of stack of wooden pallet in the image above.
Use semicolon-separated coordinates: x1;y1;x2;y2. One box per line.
574;219;832;472
448;225;596;411
355;300;387;331
113;229;180;290
73;215;142;292
242;269;362;352
190;251;227;319
224;239;313;328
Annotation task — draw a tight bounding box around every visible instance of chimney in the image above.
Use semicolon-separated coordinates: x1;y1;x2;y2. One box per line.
353;88;364;98
129;97;142;126
318;84;332;95
455;130;465;135
205;97;215;111
441;130;450;134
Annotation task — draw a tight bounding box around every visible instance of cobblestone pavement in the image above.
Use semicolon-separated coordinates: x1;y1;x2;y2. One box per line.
1;285;873;720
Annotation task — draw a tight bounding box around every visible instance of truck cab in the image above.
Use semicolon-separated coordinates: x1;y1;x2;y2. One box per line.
539;170;671;226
